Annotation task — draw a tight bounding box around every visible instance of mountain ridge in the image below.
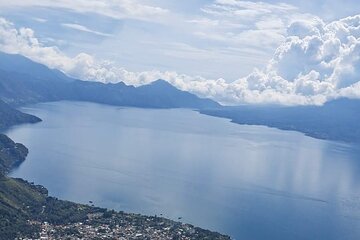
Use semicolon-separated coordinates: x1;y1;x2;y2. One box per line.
200;97;360;143
0;52;220;109
0;99;41;129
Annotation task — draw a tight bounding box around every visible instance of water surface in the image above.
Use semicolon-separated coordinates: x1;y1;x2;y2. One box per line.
7;101;360;240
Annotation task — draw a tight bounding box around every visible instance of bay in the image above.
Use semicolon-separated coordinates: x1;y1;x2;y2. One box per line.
7;101;360;240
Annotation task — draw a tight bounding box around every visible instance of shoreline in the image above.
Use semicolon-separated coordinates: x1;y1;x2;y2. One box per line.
0;126;231;239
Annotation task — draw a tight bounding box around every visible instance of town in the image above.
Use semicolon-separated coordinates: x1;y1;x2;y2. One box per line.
18;211;231;240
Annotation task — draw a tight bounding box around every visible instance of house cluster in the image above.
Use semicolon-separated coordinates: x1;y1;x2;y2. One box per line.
17;215;230;240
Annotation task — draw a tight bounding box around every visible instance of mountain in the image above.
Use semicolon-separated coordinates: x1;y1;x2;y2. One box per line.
0;134;28;174
0;52;220;109
0;99;41;129
0;96;41;174
135;79;220;108
0;52;73;83
200;98;360;143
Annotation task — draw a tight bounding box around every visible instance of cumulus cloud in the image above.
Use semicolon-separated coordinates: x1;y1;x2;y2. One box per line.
235;15;360;105
1;15;360;105
0;17;130;83
0;17;242;104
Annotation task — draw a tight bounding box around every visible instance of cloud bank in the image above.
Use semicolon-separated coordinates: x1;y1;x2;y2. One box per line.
236;15;360;105
0;15;360;105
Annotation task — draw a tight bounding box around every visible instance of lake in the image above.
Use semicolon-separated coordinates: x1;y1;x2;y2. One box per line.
6;101;360;240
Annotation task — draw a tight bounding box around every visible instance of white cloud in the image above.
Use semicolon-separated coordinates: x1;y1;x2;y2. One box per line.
61;23;112;37
0;18;101;78
1;15;360;106
0;0;317;80
0;0;169;22
32;17;47;23
230;15;360;105
188;0;316;56
202;0;297;18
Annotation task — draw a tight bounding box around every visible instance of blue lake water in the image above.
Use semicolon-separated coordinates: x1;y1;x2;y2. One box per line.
6;101;360;240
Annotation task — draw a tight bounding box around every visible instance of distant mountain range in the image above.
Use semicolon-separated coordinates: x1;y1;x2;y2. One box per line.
0;52;220;109
0;51;359;143
201;98;360;143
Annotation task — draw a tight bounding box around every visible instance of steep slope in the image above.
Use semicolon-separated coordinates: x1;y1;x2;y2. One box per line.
0;69;73;104
0;52;73;83
0;177;46;239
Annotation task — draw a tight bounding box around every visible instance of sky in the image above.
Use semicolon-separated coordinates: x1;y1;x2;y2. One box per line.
0;0;360;105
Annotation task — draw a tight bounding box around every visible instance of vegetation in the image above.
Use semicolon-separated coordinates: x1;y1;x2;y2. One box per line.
0;177;44;239
0;174;99;239
0;174;230;239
